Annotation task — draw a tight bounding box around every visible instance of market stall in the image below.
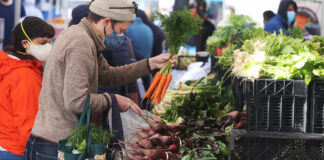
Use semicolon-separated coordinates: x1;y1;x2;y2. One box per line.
6;0;324;159
128;12;324;160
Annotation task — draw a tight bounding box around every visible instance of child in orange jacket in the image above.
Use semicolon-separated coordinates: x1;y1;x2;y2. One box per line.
0;16;54;160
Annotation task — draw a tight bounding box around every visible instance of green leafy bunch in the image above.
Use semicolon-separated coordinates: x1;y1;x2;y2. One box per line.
286;27;303;39
264;30;304;56
156;7;202;56
162;76;233;123
206;14;256;54
307;35;324;55
207;26;238;53
67;124;114;153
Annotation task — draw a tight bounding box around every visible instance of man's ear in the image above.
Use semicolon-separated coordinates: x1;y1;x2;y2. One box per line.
102;18;112;27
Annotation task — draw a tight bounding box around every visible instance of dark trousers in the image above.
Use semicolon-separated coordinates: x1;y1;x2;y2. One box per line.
24;135;58;160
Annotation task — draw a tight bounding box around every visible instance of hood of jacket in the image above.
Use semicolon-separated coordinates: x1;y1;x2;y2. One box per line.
0;51;42;81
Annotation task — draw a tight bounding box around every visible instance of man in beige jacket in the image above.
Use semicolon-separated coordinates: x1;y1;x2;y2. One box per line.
24;0;176;159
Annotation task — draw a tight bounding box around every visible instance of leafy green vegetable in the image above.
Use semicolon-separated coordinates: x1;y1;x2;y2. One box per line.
67;124;114;153
156;7;202;56
207;14;256;55
232;30;324;84
286;27;303;39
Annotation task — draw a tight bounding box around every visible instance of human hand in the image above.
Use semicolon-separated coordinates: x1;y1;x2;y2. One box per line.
149;53;177;70
115;94;142;116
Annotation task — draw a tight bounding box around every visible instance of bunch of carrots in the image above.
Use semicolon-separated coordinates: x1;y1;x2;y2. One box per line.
142;62;173;105
142;7;202;106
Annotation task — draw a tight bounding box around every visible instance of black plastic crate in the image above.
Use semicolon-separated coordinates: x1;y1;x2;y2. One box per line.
244;79;307;96
231;77;245;112
228;129;324;160
245;79;308;133
309;81;324;133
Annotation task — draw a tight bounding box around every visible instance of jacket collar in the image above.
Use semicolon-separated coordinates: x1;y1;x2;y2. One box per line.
78;18;106;53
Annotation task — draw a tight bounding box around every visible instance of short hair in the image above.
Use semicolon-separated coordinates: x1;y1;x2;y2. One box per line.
263;10;275;21
87;11;105;23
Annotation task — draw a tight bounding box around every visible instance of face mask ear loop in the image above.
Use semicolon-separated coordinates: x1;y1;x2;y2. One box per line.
111;20;116;31
20;22;34;45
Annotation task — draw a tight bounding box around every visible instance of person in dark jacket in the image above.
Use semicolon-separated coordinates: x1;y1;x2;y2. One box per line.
194;0;215;51
264;0;297;34
98;38;144;105
69;0;94;26
0;0;26;47
136;9;166;74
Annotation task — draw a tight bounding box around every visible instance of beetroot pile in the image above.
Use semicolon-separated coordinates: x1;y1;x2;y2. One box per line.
125;115;184;160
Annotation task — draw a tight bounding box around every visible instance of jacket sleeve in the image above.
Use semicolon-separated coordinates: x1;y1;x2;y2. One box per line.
9;69;41;149
63;47;111;114
97;54;151;89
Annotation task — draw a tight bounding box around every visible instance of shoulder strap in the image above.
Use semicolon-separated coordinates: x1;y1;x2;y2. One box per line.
126;37;135;59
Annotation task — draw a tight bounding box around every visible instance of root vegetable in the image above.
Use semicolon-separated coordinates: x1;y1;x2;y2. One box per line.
137;139;153;149
141;148;160;159
234;120;247;129
141;127;156;136
160;136;171;144
170;144;178;150
136;131;150;139
128;155;149;160
223;111;240;121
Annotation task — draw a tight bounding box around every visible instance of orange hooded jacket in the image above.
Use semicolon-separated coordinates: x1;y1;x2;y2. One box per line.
0;51;42;156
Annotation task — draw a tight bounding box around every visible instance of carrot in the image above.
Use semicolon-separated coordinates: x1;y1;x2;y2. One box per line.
150;88;159;105
157;73;172;104
150;73;167;104
142;72;161;101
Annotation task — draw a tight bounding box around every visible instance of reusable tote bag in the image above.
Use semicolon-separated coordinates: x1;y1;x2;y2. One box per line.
58;95;107;160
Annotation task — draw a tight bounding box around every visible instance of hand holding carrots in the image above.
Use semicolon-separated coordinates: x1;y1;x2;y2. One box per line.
143;59;174;105
148;53;177;70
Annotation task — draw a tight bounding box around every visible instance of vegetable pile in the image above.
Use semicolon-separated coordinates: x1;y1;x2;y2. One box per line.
142;8;202;105
232;29;324;84
206;14;257;71
124;115;184;160
153;74;240;159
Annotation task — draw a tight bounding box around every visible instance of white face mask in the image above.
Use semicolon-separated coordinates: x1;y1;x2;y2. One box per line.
28;41;52;62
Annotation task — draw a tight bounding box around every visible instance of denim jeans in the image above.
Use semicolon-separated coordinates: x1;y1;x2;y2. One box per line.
0;150;25;160
24;135;58;160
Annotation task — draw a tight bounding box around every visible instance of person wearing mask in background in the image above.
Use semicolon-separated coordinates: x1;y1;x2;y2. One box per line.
264;0;297;34
0;16;54;160
0;0;26;47
193;0;215;51
126;14;153;93
136;9;166;76
126;17;153;60
26;0;176;158
263;10;275;27
23;0;43;19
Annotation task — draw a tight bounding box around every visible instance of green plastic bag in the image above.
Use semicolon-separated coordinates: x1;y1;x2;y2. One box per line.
58;95;107;160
